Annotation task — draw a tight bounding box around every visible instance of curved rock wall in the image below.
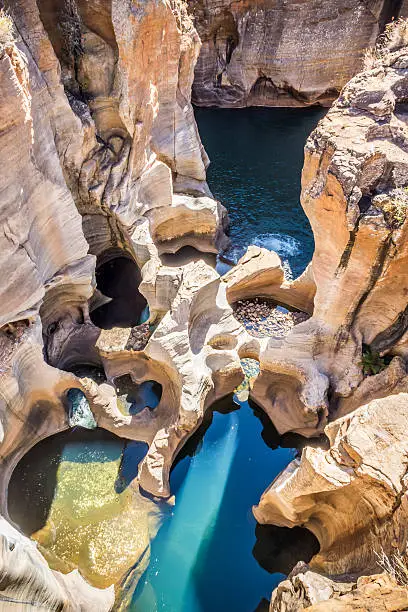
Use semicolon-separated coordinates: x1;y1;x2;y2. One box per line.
189;0;405;108
255;393;408;575
1;0;408;608
247;21;408;440
0;16;94;329
0;0;229;607
253;21;408;595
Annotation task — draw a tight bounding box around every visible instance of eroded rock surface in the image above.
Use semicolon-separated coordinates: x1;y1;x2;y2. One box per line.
249;22;408;437
0;0;230;606
270;563;408;612
252;21;408;601
1;0;408;609
255;393;408;575
189;0;405;108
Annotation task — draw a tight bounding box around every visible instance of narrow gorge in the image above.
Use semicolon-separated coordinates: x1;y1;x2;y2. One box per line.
0;1;408;611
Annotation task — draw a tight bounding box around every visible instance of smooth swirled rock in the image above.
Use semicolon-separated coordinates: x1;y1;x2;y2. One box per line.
250;22;408;437
255;393;408;576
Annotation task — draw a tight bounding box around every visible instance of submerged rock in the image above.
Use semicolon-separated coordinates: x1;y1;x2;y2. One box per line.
28;434;156;590
233;298;309;339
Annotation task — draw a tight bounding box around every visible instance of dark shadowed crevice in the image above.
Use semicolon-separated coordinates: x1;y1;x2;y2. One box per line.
379;0;405;30
336;214;363;274
253;523;320;576
371;304;408;352
347;232;393;327
113;375;162;416
159;246;217;268
90;253;148;329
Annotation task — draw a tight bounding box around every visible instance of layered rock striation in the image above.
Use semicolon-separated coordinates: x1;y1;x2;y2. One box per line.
248;20;408;439
252;21;408;605
189;0;406;108
0;0;231;607
1;0;408;609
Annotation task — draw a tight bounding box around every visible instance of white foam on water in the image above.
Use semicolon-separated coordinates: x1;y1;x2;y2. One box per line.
223;233;302;266
282;259;294;281
67;389;97;430
252;233;301;257
223;244;247;264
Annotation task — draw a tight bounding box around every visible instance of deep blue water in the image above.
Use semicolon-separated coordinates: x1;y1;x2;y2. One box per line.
131;396;317;612
130;108;325;611
195;107;326;278
10;108;323;610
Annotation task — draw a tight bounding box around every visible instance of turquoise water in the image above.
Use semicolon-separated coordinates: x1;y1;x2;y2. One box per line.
114;376;162;416
8;428;148;538
66;389;97;429
131;397;316;612
195;107;326;277
129;108;324;611
10;109;322;607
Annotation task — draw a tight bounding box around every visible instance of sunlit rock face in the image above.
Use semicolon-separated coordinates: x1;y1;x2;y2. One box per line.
0;0;229;607
224;246;316;314
0;9;94;330
189;0;405;108
253;21;408;589
270;564;408;611
255;393;408;576
31;0;228;261
249;21;408;438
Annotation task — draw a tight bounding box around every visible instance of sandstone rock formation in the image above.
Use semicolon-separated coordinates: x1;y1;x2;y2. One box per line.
224;246;315;314
189;0;405;108
249;19;408;438
252;20;408;601
0;517;115;611
0;0;231;606
255;393;408;575
270;563;408;612
1;0;408;608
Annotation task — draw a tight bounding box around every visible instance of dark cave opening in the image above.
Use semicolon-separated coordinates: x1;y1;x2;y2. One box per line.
90;253;148;330
64;363;107;384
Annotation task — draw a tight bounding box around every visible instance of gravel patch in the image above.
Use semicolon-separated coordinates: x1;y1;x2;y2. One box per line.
233;298;309;338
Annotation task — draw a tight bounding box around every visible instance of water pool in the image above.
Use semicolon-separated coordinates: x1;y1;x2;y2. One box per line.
131;395;317;612
195;107;326;278
8;429;150;589
129;107;325;611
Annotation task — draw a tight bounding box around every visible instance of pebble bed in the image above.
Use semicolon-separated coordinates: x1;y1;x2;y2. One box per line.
233;298;309;338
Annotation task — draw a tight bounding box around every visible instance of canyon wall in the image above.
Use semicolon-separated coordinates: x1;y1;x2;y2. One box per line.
0;0;408;608
249;19;408;608
0;0;231;608
189;0;405;107
248;18;408;438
